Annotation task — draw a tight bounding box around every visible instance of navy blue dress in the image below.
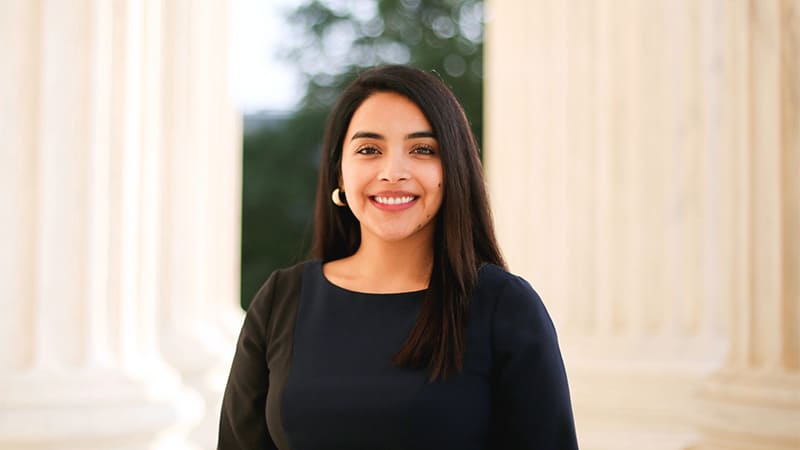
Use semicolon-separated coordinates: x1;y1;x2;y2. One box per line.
218;260;578;450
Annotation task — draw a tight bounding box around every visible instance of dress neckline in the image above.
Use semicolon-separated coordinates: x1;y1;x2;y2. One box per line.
315;260;428;297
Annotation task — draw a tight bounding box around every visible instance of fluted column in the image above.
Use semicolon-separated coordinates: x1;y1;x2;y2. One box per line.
0;1;202;448
485;1;732;448
0;0;242;448
696;1;800;449
158;0;243;447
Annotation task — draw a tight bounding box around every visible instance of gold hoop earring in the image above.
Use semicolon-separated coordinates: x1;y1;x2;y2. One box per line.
331;188;346;207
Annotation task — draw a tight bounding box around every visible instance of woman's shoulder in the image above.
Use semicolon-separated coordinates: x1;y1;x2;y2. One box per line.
271;259;314;281
477;263;542;302
475;264;552;330
247;260;317;313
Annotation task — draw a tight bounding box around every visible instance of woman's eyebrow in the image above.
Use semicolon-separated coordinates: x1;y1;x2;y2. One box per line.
405;131;436;140
350;130;436;141
351;131;384;141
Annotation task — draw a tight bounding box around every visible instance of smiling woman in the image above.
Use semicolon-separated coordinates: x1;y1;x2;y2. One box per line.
218;65;578;450
338;92;444;250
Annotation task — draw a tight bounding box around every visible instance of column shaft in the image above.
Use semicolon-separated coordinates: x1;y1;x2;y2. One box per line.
0;0;38;370
486;1;730;448
159;0;242;447
0;0;213;448
697;1;800;448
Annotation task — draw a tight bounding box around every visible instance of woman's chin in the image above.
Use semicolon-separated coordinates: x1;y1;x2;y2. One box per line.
363;225;432;244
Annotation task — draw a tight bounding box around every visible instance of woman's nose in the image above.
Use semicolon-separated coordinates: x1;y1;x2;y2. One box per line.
378;151;409;182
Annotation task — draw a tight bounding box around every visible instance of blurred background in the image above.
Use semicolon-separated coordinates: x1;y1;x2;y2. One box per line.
0;0;797;449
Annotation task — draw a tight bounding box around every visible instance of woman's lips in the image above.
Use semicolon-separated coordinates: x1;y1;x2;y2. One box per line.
369;194;418;211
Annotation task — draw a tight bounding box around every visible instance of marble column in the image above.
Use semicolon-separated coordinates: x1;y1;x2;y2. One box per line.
0;1;202;449
484;0;773;448
158;0;243;447
0;0;241;448
695;1;800;449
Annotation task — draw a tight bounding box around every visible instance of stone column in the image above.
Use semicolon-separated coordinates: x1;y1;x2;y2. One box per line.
0;1;202;449
158;0;243;447
695;1;800;449
484;1;738;448
0;0;242;448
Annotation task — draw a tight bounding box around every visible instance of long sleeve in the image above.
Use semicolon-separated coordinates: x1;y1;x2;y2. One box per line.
218;271;279;450
489;275;578;449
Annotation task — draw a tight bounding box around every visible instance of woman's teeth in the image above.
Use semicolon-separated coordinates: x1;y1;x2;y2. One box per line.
374;196;415;205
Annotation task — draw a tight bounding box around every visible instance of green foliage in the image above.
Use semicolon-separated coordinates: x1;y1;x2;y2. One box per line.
240;109;327;307
283;0;484;143
241;0;484;308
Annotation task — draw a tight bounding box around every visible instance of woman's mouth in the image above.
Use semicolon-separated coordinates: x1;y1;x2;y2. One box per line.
370;195;418;210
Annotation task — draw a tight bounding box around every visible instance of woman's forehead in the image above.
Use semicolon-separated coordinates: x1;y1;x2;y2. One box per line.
345;92;433;140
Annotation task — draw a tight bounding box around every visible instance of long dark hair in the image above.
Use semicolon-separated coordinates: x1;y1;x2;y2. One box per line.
312;65;505;380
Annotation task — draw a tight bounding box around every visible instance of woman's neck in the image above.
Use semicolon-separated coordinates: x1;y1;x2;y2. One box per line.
326;231;435;294
356;236;433;279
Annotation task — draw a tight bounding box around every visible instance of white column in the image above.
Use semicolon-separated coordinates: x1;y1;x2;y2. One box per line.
485;1;730;448
0;1;202;448
696;1;800;448
159;0;243;447
0;0;242;448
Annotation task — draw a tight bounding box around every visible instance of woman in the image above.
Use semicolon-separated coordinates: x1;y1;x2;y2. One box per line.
218;65;578;450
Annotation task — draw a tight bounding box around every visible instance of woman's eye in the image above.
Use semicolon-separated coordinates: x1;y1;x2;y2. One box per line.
357;146;380;155
412;146;435;155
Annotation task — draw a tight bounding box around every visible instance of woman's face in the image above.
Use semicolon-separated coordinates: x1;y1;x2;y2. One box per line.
340;91;444;246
